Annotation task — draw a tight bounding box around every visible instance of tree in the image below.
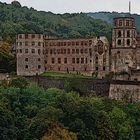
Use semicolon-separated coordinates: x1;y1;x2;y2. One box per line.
10;77;29;89
109;107;135;139
0;42;16;73
42;125;77;140
0;106;17;140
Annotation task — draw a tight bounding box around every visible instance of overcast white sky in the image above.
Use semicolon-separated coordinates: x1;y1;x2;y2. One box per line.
0;0;139;14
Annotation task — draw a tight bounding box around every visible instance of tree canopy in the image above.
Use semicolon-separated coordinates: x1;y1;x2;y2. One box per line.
0;78;140;140
0;2;112;42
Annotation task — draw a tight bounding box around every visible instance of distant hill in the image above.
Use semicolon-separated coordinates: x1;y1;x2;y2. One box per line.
0;1;112;42
87;12;140;32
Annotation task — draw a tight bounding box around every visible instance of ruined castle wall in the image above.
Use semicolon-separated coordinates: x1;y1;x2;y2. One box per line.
26;76;110;96
26;76;140;102
16;34;45;76
109;81;140;102
44;36;110;78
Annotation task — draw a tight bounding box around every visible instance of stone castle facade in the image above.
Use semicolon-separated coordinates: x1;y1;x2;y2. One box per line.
16;16;140;80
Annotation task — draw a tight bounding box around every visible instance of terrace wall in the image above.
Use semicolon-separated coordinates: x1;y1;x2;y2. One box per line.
26;76;140;102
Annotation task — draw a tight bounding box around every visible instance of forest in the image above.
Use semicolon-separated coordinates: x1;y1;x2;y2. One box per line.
0;77;140;140
0;1;112;42
88;12;140;33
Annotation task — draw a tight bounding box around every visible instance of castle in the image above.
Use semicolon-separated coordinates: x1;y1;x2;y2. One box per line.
16;16;140;81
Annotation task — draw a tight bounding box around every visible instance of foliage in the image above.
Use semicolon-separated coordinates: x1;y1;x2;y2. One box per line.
87;12;140;32
0;2;112;42
10;76;29;89
105;72;115;79
0;42;16;73
0;83;139;140
42;125;77;140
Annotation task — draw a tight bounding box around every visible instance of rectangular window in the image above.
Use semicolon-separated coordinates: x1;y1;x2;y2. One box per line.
52;58;55;64
68;42;71;46
25;49;28;53
127;31;130;37
50;49;53;54
45;60;47;64
72;49;75;54
60;42;63;46
57;42;60;46
126;20;129;26
58;58;61;64
80;49;83;54
85;49;88;54
25;34;28;39
64;42;66;46
84;41;88;46
76;58;79;64
72;58;75;64
32;34;35;38
38;65;41;69
64;49;66;54
64;58;67;64
86;58;88;64
119;20;122;26
20;49;22;53
19;42;22;46
38;34;41;39
72;42;75;46
32;49;35;53
103;66;106;71
38;58;41;62
19;35;22;39
96;67;98;71
25;41;28;46
57;49;60;54
45;42;48;47
89;40;92;45
32;42;35;46
45;49;48;54
25;58;28;62
38;49;41;54
25;65;28;69
67;49;70;54
38;42;41;46
81;58;84;64
76;42;79;46
76;49;79;54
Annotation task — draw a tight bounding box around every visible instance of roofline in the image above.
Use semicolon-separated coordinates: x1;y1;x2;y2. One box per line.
44;36;108;41
16;34;108;41
113;16;134;20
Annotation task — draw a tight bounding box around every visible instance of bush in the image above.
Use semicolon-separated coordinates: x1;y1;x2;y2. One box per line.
10;76;29;89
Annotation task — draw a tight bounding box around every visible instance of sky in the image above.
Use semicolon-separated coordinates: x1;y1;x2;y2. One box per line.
0;0;140;14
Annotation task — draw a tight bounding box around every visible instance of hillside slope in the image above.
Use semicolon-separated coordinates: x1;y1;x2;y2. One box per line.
0;1;112;41
87;12;140;32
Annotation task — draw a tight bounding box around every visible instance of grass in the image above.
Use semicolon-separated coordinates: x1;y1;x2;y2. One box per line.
41;71;92;79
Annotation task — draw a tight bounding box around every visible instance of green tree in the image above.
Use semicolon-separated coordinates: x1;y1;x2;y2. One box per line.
10;77;29;89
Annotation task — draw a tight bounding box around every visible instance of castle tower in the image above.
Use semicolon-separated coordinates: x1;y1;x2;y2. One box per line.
111;16;137;73
16;34;45;76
